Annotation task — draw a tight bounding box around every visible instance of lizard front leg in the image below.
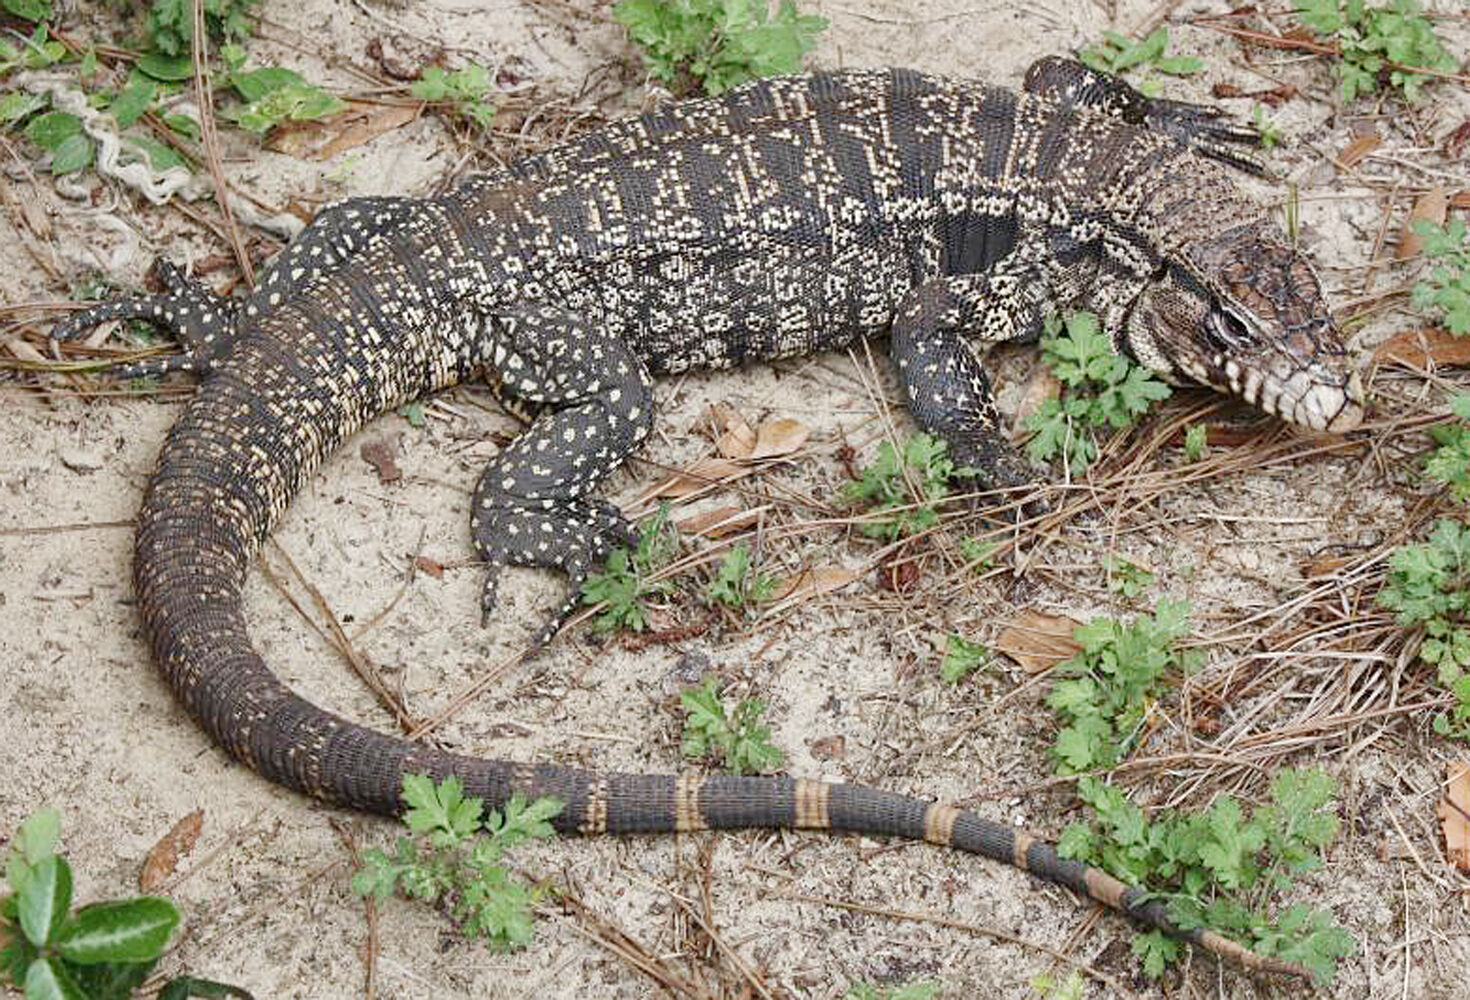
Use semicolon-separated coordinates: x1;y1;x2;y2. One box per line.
890;269;1059;504
471;303;654;648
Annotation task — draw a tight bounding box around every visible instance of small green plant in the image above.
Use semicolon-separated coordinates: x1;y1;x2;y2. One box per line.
707;541;777;609
581;504;677;632
845;433;974;540
1;808;251;1000
958;536;997;569
351;775;562;950
1423;394;1470;502
1251;103;1282;149
1293;0;1455;103
1410;217;1470;336
681;676;784;775
614;0;828;97
1030;971;1084;1000
1079;27;1203;96
145;0;261;58
411;64;498;130
844;981;939;1000
1057;770;1352;981
1103;554;1154;600
1046;598;1200;773
1182;423;1207;462
0;23;65;75
223;47;344;135
2;0;49;21
1024;311;1172;476
1377;517;1470;736
939;633;987;684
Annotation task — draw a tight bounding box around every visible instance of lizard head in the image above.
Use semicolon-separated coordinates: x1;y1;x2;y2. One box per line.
1123;222;1365;433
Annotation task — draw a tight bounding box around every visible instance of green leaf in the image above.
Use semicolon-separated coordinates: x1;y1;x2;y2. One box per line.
109;78;156;128
125;135;187;172
0;91;46;126
940;634;987;684
23;956;88;1000
2;0;51;21
54;898;179;964
47;133;94;174
17;856;71;948
135;52;195;82
229;65;305;101
157;976;257;999
23;110;80;151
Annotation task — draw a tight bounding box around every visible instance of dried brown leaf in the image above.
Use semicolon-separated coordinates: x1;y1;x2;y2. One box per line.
711;402;756;458
772;566;859;603
807;734;846;760
360;434;402;484
414;554;445;578
649;456;749;498
995;609;1082;674
751;417;810;459
139;809;203;891
266;102;419;161
675;504;758;537
1374;328;1470;369
1011;363;1060;440
1337;131;1381;169
1399;186;1448;259
1439;761;1470;873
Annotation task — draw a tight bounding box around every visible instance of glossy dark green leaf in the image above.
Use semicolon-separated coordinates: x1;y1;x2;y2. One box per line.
17;856;71;947
23;956;88;1000
55;897;178;964
135;52;194;81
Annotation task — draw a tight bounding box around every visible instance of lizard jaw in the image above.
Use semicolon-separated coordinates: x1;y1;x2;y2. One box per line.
1222;359;1365;433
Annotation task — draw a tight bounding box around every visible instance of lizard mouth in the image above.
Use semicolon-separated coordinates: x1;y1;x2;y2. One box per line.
1222;358;1366;432
1203;310;1366;433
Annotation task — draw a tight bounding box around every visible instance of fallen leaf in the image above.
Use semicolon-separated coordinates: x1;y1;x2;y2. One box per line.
1374;327;1470;370
414;555;444;578
808;734;846;760
772;566;860;604
1399;186;1448;259
994;609;1082;674
360;434;402;484
751;417;810;459
1438;761;1470;873
1011;363;1061;440
647;456;749;499
140;809;204;891
1337;131;1381;169
676;504;758;537
711;402;755;458
877;553;920;592
1303;554;1349;579
1445;121;1470;161
266;101;419;161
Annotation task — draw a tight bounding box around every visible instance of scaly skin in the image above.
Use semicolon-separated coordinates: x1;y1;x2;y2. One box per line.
54;63;1368;980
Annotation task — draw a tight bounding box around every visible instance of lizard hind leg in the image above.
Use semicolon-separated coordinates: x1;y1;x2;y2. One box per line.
470;304;654;649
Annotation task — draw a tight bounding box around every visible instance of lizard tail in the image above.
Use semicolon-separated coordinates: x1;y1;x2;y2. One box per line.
134;342;1310;982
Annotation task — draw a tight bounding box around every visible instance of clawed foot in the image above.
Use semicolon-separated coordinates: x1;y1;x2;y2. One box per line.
50;260;238;378
473;499;639;651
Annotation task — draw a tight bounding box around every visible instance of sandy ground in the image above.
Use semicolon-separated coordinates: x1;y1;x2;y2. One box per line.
3;1;1470;997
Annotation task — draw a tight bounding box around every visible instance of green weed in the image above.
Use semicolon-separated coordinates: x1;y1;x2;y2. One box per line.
681;676;784;775
939;634;987;684
352;775;561;950
1;808;252;1000
614;0;828;97
844;981;939;1000
1046;598;1200;773
145;0;261;59
1024;312;1172;476
1079;27;1203;96
845;433;975;540
1293;0;1455;103
1103;554;1154;600
411;64;497;131
1410;218;1470;336
1058;770;1352;981
707;541;777;609
581;504;677;633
